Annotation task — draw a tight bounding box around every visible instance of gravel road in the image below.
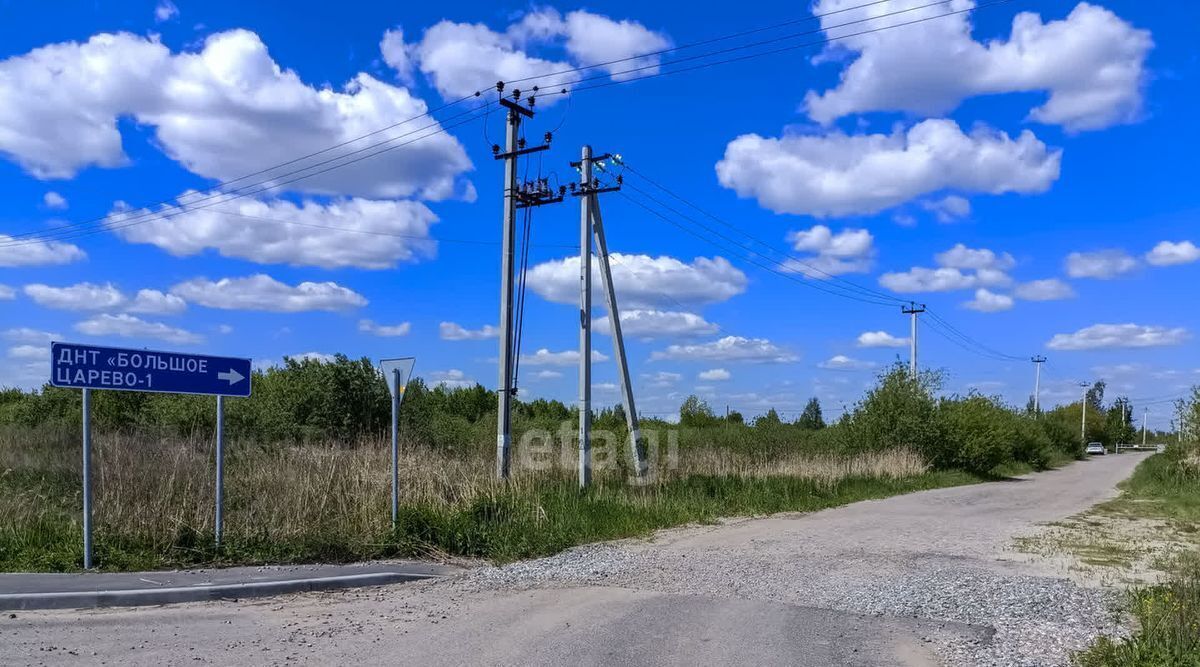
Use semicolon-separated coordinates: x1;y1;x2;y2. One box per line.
2;454;1146;666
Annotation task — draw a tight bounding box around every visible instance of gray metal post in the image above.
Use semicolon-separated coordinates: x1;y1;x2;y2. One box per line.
81;388;93;569
391;368;400;527
578;145;593;488
591;199;647;478
496;105;520;480
1142;409;1148;446
215;395;224;549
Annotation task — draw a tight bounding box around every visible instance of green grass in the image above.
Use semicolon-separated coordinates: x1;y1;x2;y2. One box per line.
0;467;979;571
1074;443;1200;667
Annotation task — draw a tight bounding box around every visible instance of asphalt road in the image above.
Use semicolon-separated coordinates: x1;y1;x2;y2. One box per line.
2;454;1147;666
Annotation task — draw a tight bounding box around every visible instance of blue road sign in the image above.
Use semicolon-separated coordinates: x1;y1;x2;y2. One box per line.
51;342;252;397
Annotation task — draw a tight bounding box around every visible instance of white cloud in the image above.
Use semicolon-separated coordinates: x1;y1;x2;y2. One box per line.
856;331;909;348
963;288;1015;313
1047;323;1189;351
408;20;570;101
170;274;367;312
0;285;13;300
126;289;187;315
882;244;1017;294
379;28;416;84
0;30;470;199
1145;241;1200;267
24;282;126;311
922;195;971;223
650;336;797;364
0;235;85;267
818;355;876;371
108;195;439;270
23;283;186;316
358;319;411;337
289;352;335;364
594;309;718;339
521;348;609;367
528;253;747;309
439;321;499;341
935;244;1016;272
154;1;178;22
43;191;67;210
533;370;563;380
3;328;60;344
698;368;731;381
553;10;671;81
429;368;476;389
1065;250;1139;279
404;9;669;100
642;371;682;388
1014;278;1076;301
805;1;1152;133
75;313;202;344
8;344;48;361
879;267;977;293
783;225;875;277
715;119;1061;217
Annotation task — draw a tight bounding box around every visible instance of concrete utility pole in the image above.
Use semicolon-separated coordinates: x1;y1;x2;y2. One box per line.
1080;382;1090;444
492;86;550;480
1142;408;1149;446
571;150;647;485
577;146;594;487
902;303;925;380
1031;355;1046;414
591;186;647;480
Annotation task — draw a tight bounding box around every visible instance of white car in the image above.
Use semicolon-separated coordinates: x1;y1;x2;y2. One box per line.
1085;442;1106;456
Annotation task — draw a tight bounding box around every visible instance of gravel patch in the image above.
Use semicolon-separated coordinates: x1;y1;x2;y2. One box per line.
465;542;1127;666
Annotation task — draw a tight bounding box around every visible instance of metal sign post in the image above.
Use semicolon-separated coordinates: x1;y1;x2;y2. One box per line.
215;395;225;549
81;388;93;569
379;358;416;529
51;342;252;567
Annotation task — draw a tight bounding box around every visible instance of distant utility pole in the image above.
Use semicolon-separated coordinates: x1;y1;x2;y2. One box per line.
572;149;647;485
902;303;926;379
1079;382;1090;444
1142;408;1149;446
492;84;551;480
1031;355;1046;414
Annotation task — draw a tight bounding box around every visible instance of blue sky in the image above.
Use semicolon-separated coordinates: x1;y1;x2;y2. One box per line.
1;0;1197;428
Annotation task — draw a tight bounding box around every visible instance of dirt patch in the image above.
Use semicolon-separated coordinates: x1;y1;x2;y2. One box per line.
1012;506;1200;587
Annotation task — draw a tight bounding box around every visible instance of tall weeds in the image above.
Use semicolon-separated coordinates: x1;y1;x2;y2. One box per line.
0;425;957;571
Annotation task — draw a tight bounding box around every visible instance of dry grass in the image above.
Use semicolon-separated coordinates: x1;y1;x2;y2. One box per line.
0;425;962;571
677;447;929;484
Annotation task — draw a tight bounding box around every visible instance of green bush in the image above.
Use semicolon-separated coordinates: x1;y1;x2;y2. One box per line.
939;395;1016;474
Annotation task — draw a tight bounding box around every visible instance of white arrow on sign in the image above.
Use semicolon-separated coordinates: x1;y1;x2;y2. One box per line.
217;369;245;385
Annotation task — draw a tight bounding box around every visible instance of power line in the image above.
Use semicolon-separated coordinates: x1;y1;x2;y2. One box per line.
618;188;901;307
113;206;576;249
615;161;908;305
501;0;900;87
2;0;1022;260
3;0;1015;251
923;308;1026;362
1;93;481;245
2;106;491;248
534;0;1013;98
